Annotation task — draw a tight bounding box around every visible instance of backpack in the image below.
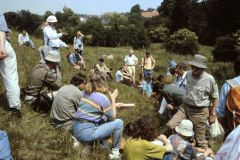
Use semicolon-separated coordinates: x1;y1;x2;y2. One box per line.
226;79;240;129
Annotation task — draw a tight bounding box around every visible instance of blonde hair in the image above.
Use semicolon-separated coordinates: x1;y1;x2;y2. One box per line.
85;73;108;94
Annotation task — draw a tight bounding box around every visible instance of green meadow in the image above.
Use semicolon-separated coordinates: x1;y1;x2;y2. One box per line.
0;31;234;159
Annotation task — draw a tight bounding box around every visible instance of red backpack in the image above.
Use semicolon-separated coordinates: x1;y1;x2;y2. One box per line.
226;79;240;129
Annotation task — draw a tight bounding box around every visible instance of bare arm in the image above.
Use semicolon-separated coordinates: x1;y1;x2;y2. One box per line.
0;31;6;59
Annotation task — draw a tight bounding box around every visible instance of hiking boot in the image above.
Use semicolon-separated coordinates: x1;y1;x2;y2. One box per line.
9;108;22;118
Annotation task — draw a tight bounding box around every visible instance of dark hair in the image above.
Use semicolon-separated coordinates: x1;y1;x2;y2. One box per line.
176;62;188;71
70;73;87;86
146;52;151;55
125;115;159;141
99;58;104;62
234;55;240;75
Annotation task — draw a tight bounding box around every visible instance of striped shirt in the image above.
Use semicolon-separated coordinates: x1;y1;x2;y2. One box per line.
76;92;113;123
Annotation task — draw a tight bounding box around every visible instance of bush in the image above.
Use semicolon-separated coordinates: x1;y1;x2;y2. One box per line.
148;26;170;43
213;30;240;62
212;35;235;62
165;28;199;55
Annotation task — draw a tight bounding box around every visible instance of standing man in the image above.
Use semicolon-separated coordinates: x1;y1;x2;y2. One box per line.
217;55;240;137
141;52;155;78
0;14;21;117
124;49;138;82
18;30;35;49
73;31;84;56
167;54;219;148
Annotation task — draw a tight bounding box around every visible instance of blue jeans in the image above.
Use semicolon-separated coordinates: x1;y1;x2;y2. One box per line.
0;41;21;109
72;119;123;150
143;69;153;78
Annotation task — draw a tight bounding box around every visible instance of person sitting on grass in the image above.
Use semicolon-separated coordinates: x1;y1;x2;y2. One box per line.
94;58;113;80
50;73;87;130
115;66;134;85
166;119;215;160
23;50;62;112
72;73;124;160
66;47;86;70
18;30;35;49
142;76;153;97
123;115;173;160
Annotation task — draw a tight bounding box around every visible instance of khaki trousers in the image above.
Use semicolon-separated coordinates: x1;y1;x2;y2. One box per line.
167;103;209;147
126;66;136;81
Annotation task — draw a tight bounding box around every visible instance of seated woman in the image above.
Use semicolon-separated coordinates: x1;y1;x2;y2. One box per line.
167;119;215;160
115;66;134;85
72;73;123;160
67;48;86;70
124;115;173;160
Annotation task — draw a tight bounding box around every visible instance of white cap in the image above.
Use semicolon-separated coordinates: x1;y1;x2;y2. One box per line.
175;119;194;137
45;50;60;62
47;15;57;23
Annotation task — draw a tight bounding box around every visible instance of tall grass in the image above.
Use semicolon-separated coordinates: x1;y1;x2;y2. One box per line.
0;31;233;159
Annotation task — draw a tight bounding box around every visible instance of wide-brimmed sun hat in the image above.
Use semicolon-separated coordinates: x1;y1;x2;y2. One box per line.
47;15;58;23
188;54;207;69
45;50;60;62
129;49;134;54
175;119;194;137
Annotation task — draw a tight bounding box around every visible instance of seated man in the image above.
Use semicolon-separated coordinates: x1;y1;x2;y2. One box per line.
23;50;62;112
94;58;113;80
115;66;134;85
50;73;87;129
18;30;35;49
67;48;86;70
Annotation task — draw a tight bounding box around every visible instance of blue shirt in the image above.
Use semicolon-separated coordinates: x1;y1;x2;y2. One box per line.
142;80;153;97
216;76;240;117
0;14;9;32
67;53;81;64
73;36;83;50
115;70;123;82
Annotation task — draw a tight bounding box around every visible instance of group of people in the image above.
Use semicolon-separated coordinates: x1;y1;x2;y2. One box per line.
1;12;240;160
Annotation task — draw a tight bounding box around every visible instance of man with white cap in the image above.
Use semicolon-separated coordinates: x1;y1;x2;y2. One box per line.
0;14;21;118
73;31;84;56
43;15;68;50
167;119;214;160
23;50;62;111
167;54;219;149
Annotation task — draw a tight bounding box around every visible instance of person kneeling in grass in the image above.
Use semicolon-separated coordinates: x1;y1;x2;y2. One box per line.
124;115;173;160
166;119;215;160
72;73;123;160
67;47;86;70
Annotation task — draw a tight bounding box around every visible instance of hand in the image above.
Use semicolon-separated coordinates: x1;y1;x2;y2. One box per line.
109;89;118;101
158;134;168;142
0;48;6;60
209;114;217;125
115;103;124;108
167;104;174;110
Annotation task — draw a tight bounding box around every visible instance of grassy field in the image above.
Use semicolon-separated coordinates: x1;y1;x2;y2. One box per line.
0;31;234;159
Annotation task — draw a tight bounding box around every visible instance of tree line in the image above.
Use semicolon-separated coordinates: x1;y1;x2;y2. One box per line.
4;0;240;59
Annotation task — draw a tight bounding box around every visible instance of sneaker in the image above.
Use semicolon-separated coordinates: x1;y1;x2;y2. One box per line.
109;153;122;160
72;136;80;148
9;108;22;118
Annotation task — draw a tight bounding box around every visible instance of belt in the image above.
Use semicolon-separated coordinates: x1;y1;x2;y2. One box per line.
76;118;95;124
127;65;135;66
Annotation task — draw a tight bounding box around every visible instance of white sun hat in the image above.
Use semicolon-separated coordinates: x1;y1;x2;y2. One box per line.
45;50;60;62
175;119;194;137
47;15;58;23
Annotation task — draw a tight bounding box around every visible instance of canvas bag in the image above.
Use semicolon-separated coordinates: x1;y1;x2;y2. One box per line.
215;125;240;160
0;130;13;160
226;79;240;128
210;119;224;137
